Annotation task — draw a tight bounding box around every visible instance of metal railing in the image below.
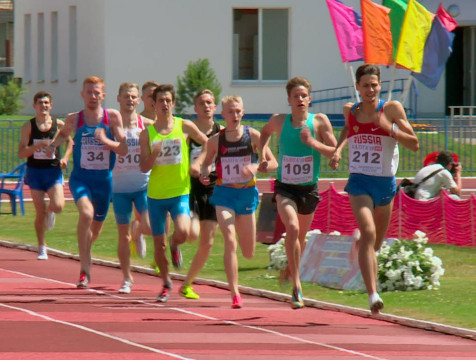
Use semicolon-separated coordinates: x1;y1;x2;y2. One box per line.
310;78;418;121
2;117;476;177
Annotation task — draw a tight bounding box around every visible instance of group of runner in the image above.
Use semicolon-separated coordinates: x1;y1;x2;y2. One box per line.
18;63;419;313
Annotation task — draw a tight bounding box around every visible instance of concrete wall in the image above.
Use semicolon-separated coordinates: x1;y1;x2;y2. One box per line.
13;0;474;117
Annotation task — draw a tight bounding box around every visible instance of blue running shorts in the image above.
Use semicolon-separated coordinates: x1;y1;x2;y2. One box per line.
210;185;259;215
112;189;148;225
25;166;63;192
345;173;396;208
147;195;190;236
69;173;112;222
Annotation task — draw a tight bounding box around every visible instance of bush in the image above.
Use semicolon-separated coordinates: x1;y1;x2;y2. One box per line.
0;79;25;115
377;231;445;292
176;58;222;114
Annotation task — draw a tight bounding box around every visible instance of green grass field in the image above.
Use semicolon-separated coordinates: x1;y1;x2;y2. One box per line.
0;201;475;330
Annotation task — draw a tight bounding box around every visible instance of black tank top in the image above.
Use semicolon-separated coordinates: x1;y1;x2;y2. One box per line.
215;125;258;187
189;121;221;186
27;117;60;168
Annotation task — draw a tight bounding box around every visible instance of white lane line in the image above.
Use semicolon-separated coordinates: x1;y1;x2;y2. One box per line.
1;268;389;360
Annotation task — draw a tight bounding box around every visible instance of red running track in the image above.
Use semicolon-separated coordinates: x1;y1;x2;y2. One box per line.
1;243;475;360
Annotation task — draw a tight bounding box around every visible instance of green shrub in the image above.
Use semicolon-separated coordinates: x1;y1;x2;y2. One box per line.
176;58;222;114
0;79;26;115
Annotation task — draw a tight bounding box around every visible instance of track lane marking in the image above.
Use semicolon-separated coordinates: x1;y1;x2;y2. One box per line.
1;267;389;360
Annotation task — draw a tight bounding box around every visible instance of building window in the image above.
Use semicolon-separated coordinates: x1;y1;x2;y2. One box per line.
24;14;31;82
233;8;288;81
69;6;77;81
51;11;58;82
37;13;45;82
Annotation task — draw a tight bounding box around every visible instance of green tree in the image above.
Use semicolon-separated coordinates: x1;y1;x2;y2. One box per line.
176;58;222;114
0;79;26;115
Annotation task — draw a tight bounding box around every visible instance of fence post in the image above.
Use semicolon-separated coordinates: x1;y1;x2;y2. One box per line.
444;116;449;151
327;182;332;234
398;189;402;240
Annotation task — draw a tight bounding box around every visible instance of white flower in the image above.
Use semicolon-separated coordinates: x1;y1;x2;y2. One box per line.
377;231;444;292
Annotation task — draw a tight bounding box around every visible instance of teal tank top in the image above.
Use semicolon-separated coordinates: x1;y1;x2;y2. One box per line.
277;113;321;185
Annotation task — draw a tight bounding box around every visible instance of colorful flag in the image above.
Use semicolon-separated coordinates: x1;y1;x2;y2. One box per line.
360;0;393;66
395;0;434;72
412;17;455;89
382;0;408;59
326;0;364;62
437;3;458;32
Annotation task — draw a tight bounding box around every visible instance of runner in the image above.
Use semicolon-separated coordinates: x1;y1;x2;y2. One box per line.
260;77;337;309
330;64;419;313
180;89;223;299
200;95;277;308
48;76;127;288
113;82;154;294
18;91;73;260
139;84;208;302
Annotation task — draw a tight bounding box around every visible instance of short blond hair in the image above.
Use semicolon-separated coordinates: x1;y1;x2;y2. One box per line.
221;95;243;108
118;82;139;95
142;81;160;93
194;89;215;104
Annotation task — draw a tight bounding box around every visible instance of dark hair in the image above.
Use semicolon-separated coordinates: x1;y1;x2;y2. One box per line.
436;150;454;167
355;64;380;83
33;91;52;103
286;77;311;97
152;84;175;102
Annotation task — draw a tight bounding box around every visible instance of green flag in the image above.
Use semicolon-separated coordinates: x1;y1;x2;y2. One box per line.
383;0;408;59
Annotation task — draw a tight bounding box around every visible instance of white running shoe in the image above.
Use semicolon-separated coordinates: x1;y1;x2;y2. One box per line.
37;246;48;260
45;211;55;231
369;293;384;314
118;279;133;294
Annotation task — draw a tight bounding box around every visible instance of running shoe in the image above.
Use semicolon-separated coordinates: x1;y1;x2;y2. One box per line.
369;293;384;314
291;288;304;309
179;285;200;299
150;260;160;275
45;211;55;231
37;246;48;260
77;272;90;288
118;279;133;294
170;245;183;269
231;294;243;309
135;234;147;258
157;282;172;302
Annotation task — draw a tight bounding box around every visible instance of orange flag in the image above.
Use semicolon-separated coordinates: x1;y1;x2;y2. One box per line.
361;0;393;65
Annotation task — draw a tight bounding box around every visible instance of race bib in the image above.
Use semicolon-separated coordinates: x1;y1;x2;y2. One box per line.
33;139;56;160
281;155;313;184
190;146;201;163
116;147;140;172
115;130;141;173
153;138;182;166
80;144;110;170
190;145;215;172
348;139;383;175
221;155;251;184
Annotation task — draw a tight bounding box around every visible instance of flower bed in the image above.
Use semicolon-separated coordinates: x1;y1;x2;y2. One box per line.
268;229;444;292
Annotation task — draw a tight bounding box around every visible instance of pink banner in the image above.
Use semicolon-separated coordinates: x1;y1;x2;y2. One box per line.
308;184;476;247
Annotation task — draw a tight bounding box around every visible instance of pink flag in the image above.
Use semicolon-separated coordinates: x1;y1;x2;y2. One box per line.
437;3;458;32
326;0;364;63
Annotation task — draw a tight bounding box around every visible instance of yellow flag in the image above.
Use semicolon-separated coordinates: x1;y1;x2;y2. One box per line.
395;0;434;72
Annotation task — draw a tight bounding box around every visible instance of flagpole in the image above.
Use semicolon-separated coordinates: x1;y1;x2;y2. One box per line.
387;63;397;102
400;74;413;106
347;63;360;102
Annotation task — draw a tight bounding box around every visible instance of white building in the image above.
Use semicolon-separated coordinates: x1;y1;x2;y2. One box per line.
13;0;476;118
